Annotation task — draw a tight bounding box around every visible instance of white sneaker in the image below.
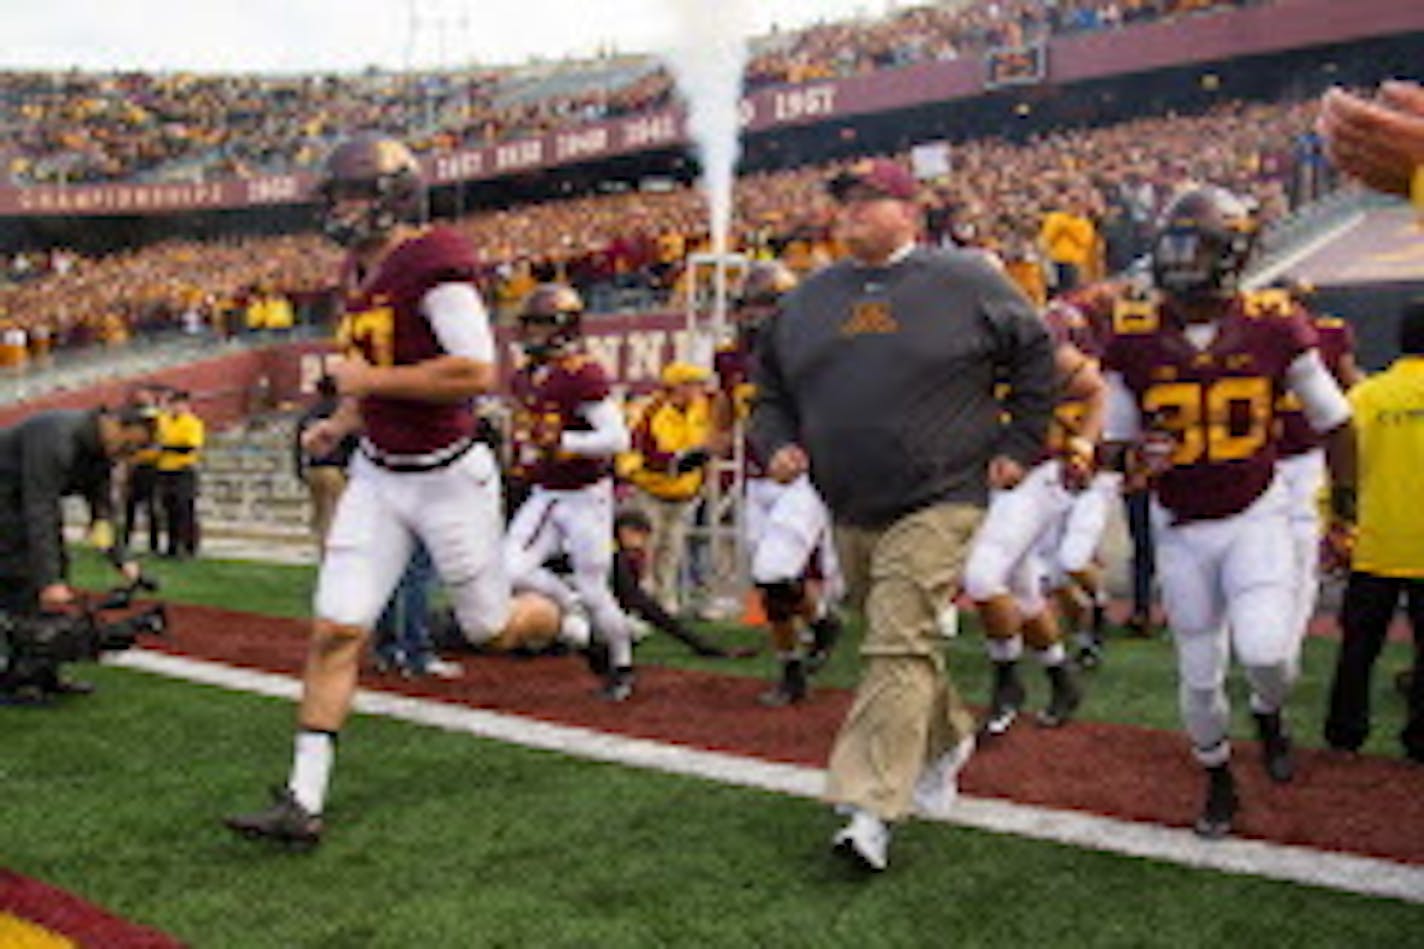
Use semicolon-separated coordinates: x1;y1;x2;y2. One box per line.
558;607;592;650
423;658;464;680
831;808;890;872
912;735;975;819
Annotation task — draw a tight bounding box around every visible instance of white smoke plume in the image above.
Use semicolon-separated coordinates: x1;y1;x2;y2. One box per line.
660;0;756;259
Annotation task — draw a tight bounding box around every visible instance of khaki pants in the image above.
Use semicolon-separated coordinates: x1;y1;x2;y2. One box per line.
636;493;696;614
305;466;348;556
825;501;984;821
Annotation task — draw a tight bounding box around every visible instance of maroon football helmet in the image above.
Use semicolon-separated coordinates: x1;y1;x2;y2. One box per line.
518;284;584;363
1151;186;1257;303
315;134;423;247
733;260;798;348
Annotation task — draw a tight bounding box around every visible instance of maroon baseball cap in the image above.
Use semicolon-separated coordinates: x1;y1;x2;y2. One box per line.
828;158;918;202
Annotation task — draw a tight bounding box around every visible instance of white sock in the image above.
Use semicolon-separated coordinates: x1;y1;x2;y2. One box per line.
288;730;336;815
1035;642;1067;667
986;635;1023;663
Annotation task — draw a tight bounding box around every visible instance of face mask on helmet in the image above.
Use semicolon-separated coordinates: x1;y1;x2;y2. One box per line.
1151;189;1255;302
518;285;584;362
315;138;423;248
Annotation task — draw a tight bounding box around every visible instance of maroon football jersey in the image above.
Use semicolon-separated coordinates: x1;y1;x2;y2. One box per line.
1103;291;1318;522
337;227;481;456
508;354;613;489
1276;315;1354;457
713;339;767;478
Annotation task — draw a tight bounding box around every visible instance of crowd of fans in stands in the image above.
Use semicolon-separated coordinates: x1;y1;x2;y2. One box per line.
1;0;1266;185
0;93;1327;363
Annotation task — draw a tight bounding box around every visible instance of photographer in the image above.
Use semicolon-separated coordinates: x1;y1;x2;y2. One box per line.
0;406;154;702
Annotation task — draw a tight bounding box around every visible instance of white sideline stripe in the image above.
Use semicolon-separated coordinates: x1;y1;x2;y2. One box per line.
110;649;1424;904
1243;210;1367;290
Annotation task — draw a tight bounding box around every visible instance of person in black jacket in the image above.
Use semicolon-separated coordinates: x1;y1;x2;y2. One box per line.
0;406;154;700
609;508;750;659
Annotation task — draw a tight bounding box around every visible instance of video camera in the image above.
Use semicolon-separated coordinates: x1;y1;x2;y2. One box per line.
1;576;168;668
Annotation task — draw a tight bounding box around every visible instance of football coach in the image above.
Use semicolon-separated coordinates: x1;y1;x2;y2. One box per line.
750;158;1054;871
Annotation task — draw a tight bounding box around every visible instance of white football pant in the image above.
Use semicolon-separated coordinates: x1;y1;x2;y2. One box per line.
316;446;510;640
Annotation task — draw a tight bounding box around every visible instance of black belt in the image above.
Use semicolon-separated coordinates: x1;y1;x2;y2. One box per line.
360;436;478;473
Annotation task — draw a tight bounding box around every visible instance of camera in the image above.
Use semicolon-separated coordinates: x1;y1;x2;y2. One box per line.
0;577;168;696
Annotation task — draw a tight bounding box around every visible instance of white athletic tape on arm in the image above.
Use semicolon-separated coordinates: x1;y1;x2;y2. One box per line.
560;398;630;457
423;283;495;363
1287;350;1351;433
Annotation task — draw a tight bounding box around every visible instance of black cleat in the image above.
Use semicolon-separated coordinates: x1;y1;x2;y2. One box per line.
1253;711;1295;784
981;661;1025;736
223;787;323;850
1074;635;1105;670
1193;766;1238;840
805;614;844;673
1037;663;1082;728
759;659;807;707
583;641;613;680
599;666;635;702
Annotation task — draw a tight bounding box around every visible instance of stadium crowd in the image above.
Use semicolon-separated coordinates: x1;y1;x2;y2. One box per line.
1;0;1268;185
0;96;1325;363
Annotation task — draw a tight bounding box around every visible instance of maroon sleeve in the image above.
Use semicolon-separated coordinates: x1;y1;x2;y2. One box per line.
568;358;612;405
402;228;479;296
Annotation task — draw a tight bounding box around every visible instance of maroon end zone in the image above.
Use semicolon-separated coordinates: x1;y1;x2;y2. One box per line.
0;869;182;948
148;601;1424;866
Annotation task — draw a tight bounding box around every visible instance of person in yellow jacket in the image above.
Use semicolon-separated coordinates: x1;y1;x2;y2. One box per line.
156;390;205;559
1038;199;1097;293
619;362;713;614
1324;299;1424;762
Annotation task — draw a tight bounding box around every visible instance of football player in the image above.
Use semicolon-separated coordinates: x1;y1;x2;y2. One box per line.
713;261;843;706
225;134;564;848
1268;278;1362;671
962;294;1105;734
504;283;637;701
1100;186;1357;839
1042;285;1126;667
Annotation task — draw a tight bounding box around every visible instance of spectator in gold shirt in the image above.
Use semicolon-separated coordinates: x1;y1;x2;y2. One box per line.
1324;299;1424;763
620;362;714;614
156;390;205;559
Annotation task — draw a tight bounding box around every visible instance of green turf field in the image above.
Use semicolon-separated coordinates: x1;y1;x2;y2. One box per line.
69;549;1418;758
3;662;1420;948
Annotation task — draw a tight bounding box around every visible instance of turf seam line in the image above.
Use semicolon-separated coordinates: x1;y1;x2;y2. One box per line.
108;648;1424;904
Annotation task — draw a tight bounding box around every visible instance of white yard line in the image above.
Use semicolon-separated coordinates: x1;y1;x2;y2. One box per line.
110;648;1424;904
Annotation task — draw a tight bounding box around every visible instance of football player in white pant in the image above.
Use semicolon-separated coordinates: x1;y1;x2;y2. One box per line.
504;284;637;701
1267;280;1361;674
713;262;844;706
1101;186;1357;839
1044;467;1121;668
963;296;1106;735
224;135;562;849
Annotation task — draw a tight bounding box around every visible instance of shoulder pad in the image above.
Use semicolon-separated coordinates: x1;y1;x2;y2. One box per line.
1112;298;1159;335
1240;289;1295;319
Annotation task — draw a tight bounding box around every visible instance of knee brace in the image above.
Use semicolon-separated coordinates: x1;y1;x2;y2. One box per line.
758;580;805;624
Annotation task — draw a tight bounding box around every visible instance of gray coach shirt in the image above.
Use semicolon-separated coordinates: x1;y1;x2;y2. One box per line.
749;246;1055;528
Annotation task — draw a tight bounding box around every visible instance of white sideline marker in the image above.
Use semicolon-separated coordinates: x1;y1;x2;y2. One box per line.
111;648;1424;904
